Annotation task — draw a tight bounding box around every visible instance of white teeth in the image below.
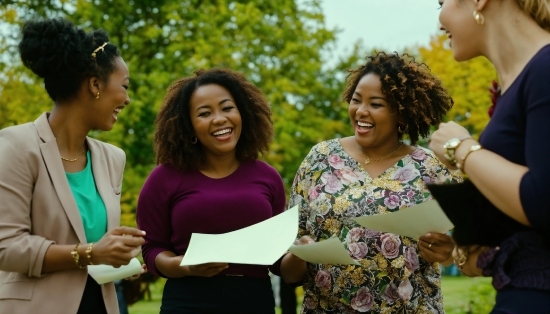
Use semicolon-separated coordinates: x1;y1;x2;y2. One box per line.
357;121;373;127
213;128;231;136
114;108;122;113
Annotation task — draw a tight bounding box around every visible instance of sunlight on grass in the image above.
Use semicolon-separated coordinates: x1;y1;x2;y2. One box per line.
129;276;495;313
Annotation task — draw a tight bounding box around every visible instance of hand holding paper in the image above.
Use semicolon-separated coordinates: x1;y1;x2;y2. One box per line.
180;206;299;266
289;237;360;265
88;258;143;284
353;200;454;239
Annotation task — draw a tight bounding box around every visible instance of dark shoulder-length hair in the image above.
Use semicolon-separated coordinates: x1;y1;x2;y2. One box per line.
154;68;273;171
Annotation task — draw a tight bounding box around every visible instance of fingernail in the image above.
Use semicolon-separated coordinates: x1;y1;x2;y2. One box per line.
426;233;432;237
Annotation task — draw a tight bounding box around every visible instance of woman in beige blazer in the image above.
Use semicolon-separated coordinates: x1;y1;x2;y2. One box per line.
0;18;145;314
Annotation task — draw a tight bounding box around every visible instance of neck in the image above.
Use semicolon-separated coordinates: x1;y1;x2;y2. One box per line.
48;104;90;154
358;140;403;160
200;152;241;178
482;7;550;92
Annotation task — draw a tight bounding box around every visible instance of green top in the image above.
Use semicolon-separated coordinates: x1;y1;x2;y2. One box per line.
65;150;107;243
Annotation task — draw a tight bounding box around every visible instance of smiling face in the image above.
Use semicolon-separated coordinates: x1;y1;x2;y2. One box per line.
91;56;130;131
439;0;484;61
189;84;242;159
349;73;400;149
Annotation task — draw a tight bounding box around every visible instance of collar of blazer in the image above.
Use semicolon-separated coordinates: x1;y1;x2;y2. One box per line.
34;112;119;243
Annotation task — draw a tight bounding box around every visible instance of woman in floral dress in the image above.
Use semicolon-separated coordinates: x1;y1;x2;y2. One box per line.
280;52;459;313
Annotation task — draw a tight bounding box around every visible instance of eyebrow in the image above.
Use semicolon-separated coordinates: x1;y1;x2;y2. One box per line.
353;91;386;101
195;98;234;112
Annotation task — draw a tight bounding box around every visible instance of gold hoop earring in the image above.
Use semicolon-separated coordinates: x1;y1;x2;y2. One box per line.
473;10;485;25
95;92;100;99
398;123;407;134
191;136;198;144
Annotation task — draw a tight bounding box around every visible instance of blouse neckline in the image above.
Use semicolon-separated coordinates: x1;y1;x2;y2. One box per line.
335;138;421;180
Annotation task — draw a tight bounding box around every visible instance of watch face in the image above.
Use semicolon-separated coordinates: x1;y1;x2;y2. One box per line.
446;138;461;148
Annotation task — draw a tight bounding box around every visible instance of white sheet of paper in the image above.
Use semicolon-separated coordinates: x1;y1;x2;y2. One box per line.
353;200;454;239
289;237;360;265
180;205;299;266
88;258;142;284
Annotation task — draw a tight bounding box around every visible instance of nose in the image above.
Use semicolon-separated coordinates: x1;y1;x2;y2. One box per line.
125;95;131;105
212;111;227;124
355;103;370;119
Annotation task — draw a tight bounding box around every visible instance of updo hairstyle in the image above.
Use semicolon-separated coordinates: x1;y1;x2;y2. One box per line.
18;18;120;101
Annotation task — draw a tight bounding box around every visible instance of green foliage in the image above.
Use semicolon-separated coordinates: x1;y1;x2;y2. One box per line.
465;278;496;314
0;0;359;221
418;34;497;138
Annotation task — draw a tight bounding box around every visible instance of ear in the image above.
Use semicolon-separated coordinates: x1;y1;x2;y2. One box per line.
474;0;490;11
88;76;102;98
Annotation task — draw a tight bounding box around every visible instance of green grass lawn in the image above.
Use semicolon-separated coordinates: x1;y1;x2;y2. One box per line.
129;275;495;314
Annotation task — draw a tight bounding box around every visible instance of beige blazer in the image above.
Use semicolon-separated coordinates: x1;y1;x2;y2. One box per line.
0;113;125;314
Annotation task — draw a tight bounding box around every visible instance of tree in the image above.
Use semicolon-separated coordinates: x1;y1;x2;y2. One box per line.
1;0;359;225
418;34;497;137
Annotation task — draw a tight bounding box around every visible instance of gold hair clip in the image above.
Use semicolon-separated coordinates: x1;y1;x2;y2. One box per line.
91;42;109;58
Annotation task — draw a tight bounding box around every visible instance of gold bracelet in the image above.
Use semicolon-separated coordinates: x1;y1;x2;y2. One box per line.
71;243;85;269
86;242;94;265
456;144;482;172
452;245;468;270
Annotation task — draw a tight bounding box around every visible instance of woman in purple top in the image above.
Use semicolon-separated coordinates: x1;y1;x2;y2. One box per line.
431;0;550;313
136;68;286;313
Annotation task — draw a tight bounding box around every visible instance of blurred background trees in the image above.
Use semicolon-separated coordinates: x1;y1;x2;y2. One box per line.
0;0;496;226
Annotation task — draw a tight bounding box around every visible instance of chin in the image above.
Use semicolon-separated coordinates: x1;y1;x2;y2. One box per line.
452;48;478;62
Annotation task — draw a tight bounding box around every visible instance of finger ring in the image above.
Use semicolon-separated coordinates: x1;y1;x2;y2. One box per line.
429;242;433;248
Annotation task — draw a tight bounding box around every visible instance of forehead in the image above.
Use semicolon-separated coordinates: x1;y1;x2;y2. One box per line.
355;73;382;92
190;84;233;105
110;57;129;79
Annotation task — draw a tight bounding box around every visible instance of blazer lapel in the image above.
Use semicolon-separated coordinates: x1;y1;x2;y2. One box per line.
87;139;118;231
34;113;87;243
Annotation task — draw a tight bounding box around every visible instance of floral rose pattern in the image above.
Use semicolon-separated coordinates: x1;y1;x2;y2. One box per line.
289;139;461;313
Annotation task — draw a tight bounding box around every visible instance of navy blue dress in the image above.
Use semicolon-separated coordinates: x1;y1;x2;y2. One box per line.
479;44;550;313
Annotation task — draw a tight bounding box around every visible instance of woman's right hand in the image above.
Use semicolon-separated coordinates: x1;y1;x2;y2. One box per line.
91;226;145;267
280;235;315;284
185;263;229;277
294;235;315;247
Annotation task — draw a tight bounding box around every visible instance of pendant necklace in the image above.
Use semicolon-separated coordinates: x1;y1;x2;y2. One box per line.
357;142;403;165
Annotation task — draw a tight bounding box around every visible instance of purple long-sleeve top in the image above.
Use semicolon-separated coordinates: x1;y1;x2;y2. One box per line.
137;160;286;278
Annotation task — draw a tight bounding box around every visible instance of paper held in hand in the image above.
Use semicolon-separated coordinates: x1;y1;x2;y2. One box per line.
289;237;360;265
353;200;454;239
88;258;142;284
180;205;299;266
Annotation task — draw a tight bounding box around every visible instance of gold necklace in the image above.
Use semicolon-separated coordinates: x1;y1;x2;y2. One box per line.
61;149;86;162
357;142;403;165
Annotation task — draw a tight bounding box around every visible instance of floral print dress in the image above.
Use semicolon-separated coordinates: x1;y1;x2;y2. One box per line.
289;139;461;314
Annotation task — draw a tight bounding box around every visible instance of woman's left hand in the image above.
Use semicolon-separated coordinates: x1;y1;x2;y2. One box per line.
429;121;471;169
418;233;455;266
125;263;147;280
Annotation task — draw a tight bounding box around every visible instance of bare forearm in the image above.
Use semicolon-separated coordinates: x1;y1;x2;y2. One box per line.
457;140;530;226
279;253;307;284
154;251;188;278
43;244;90;273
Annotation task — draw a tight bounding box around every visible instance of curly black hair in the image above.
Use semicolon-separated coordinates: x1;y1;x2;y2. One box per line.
19;18;120;101
342;52;454;145
155;68;274;171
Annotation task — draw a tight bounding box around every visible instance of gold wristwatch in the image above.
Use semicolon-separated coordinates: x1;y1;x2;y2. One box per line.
443;137;463;166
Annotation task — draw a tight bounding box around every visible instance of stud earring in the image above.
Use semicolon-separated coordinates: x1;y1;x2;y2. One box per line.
473;10;485;25
96;92;100;99
191;136;198;144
